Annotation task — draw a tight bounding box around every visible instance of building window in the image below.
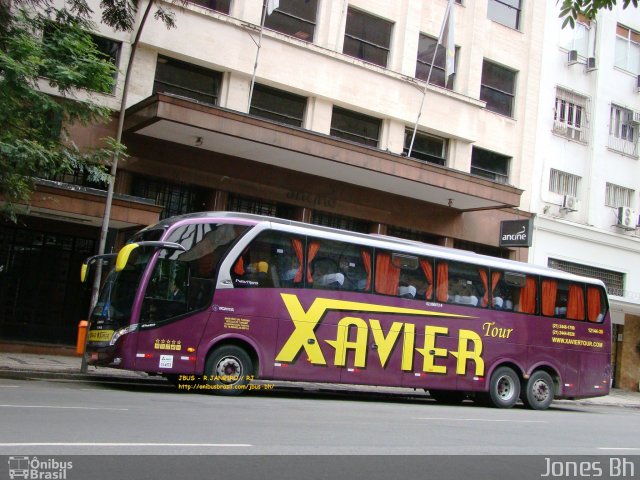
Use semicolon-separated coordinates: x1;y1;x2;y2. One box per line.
605;183;634;208
343;8;393;68
471;147;509;184
264;0;318;41
387;226;440;245
311;211;370;233
549;169;581;197
403;129;447;166
91;34;121;92
487;0;522;30
480;60;516;117
330;107;381;147
454;239;511;259
609;104;638;157
615;24;640;74
227;194;296;219
415;34;456;90
153;55;222;106
559;13;591;57
548;258;625;297
250;84;306;127
187;0;230;14
553;87;589;143
131;176;208;219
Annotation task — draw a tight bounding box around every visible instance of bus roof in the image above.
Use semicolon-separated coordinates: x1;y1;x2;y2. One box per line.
157;211;607;289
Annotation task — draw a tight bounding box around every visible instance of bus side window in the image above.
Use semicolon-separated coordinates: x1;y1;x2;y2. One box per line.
308;239;368;292
587;286;606;323
541;279;585;320
493;271;537;314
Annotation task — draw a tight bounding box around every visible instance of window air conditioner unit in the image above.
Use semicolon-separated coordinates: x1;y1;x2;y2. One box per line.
562;195;579;211
617;206;637;230
567;50;579;66
585;57;597;72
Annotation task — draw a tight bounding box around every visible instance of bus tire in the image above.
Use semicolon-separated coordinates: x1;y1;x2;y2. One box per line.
521;370;554;410
487;366;520;408
204;345;254;396
429;390;466;405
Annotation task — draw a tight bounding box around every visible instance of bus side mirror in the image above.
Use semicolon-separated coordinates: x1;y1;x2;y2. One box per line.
80;253;118;283
115;241;187;272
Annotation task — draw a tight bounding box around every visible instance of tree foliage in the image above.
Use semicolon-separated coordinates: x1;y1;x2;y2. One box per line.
559;0;639;28
0;0;178;220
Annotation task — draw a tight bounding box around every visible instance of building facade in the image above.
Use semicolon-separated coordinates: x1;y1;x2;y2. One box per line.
3;1;542;349
530;3;640;390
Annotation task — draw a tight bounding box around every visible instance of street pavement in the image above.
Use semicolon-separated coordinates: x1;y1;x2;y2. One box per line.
1;350;639;408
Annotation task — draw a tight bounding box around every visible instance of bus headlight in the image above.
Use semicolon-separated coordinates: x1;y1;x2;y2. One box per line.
109;324;139;346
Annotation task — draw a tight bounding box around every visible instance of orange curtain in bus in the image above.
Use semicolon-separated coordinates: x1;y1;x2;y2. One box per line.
306;241;321;284
479;269;489;307
291;238;304;283
541;279;558;317
491;271;501;307
361;250;372;291
436;262;449;303
587;287;602;322
567;284;585;320
420;259;433;300
375;252;400;295
519;277;537;314
233;256;245;276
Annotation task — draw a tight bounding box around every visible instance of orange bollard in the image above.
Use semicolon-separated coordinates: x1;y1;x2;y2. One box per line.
76;320;88;355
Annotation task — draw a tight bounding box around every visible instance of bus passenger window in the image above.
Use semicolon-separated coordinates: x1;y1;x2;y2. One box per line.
587;286;606;323
308;238;369;292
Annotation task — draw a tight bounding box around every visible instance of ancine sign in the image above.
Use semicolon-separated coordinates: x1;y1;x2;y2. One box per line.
499;219;533;247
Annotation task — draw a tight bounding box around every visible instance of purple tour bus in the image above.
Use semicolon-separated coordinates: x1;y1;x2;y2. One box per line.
83;212;611;410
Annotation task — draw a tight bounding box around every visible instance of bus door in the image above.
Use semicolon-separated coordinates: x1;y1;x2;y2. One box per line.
132;222;248;374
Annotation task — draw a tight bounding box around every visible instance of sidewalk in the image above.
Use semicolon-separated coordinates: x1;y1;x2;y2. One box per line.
1;350;639;408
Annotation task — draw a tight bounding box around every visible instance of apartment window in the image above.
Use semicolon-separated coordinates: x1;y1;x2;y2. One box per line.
153;56;222;105
549;169;581;197
386;226;440;245
553;88;589;143
548;258;625;297
480;60;516;117
91;34;121;91
615;24;640;74
605;183;634;208
187;0;230;14
471;147;509;184
227;194;296;219
343;8;392;68
559;14;591;57
264;0;318;41
609;104;638;157
250;84;306;127
311;211;370;234
415;34;456;89
330;107;381;147
403;129;447;166
131;176;208;219
487;0;522;30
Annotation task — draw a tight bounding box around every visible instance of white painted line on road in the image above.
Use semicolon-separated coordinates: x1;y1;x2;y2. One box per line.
415;417;548;423
598;447;640;451
0;404;128;411
0;443;252;448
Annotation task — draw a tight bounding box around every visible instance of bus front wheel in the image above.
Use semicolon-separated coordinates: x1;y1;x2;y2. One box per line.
205;345;254;396
487;366;520;408
521;370;554;410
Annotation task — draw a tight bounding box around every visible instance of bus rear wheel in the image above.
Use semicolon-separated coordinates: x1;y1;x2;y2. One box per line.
487;366;520;408
204;345;254;396
521;371;554;410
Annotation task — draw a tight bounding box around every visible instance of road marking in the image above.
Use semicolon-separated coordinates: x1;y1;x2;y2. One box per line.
598;447;640;451
0;443;252;447
0;386;20;388
415;417;547;423
0;404;128;411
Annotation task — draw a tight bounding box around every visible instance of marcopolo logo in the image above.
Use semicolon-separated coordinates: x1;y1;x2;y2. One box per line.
8;456;73;479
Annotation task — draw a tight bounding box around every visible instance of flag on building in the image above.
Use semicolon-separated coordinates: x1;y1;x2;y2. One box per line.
439;0;456;81
266;0;279;15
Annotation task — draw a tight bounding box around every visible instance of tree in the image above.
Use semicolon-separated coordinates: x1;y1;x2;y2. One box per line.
559;0;639;28
0;0;178;220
